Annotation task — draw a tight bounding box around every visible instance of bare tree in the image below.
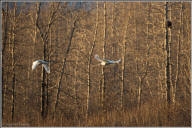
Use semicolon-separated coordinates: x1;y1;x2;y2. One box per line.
36;2;60;118
53;17;78;120
2;3;8;54
86;2;99;120
136;49;150;108
173;2;183;105
120;4;129;109
165;2;172;105
2;2;9;120
101;2;106;109
11;3;17;121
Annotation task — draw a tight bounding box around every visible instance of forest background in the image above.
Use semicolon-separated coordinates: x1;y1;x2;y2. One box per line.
1;2;191;126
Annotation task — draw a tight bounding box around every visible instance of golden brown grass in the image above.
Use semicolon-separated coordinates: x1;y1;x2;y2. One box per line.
83;100;190;127
4;99;190;127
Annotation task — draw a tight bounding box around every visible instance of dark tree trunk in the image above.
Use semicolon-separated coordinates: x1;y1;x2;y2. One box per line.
11;3;16;122
165;2;172;105
53;19;77;119
2;2;9;120
36;3;60;119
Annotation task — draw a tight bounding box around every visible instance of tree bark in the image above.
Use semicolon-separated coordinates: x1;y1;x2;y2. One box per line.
165;2;172;105
2;2;9;120
11;3;16;121
101;2;106;109
120;4;129;109
86;2;98;120
174;2;183;104
36;3;60;118
53;19;78;119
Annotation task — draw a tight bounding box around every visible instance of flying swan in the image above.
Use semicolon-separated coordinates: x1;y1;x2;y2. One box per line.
32;60;50;73
94;54;121;66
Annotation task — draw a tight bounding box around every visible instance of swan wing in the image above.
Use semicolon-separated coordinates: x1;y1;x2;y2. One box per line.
38;60;48;64
95;54;104;62
108;59;121;64
32;61;40;70
42;63;50;73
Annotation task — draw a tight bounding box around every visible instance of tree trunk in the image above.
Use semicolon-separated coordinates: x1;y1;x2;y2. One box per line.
74;55;79;121
165;2;172;105
41;45;46;119
45;26;52;118
101;2;106;109
2;3;8;54
11;3;16;121
53;19;77;119
120;4;129;109
36;3;60;119
174;2;183;105
2;2;9;120
112;2;115;80
86;2;98;120
134;3;141;108
137;79;142;108
165;2;173;123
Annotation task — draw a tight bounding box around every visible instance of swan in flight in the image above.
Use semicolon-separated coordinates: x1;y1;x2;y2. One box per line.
32;60;50;73
94;54;121;66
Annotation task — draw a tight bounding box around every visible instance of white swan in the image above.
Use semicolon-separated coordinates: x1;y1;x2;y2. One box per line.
94;54;121;66
32;60;50;73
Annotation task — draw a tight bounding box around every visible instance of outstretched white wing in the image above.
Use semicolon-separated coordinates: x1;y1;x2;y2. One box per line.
42;63;50;73
95;54;121;65
108;59;121;64
32;61;40;70
32;60;50;73
95;54;104;62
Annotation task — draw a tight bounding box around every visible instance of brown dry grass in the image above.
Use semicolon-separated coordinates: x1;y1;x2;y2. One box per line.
4;99;189;127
